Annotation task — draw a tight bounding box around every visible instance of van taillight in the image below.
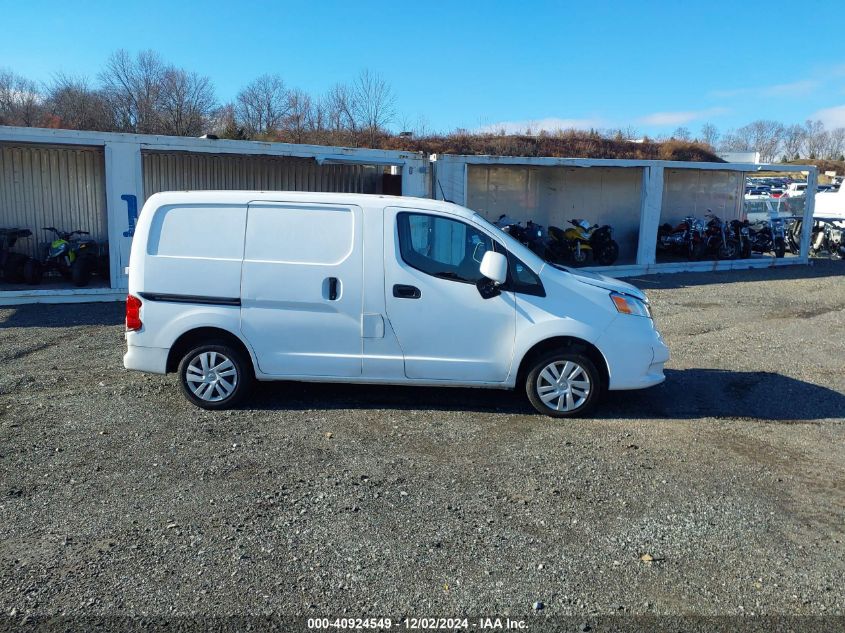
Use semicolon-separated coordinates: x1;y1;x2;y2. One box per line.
126;295;142;331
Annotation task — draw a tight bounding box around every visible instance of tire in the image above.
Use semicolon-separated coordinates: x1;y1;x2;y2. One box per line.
70;257;91;287
23;259;43;285
3;253;27;283
569;246;589;267
594;240;619;266
719;239;739;260
178;342;253;410
525;349;602;418
688;240;705;261
96;255;110;279
773;238;786;258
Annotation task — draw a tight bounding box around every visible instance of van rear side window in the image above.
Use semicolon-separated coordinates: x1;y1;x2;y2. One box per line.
245;204;354;265
147;205;245;259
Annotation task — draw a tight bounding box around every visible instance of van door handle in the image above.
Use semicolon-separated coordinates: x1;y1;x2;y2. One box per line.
327;277;340;301
393;284;421;299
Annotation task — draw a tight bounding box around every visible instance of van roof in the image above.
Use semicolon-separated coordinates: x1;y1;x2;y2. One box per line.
143;190;471;218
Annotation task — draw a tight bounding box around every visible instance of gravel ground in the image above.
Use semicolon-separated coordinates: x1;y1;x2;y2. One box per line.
0;261;843;624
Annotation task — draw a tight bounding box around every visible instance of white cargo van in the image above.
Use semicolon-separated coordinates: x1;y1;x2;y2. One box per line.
124;192;669;417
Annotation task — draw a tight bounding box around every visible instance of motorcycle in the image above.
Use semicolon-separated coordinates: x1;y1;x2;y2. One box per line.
785;218;801;254
31;227;105;287
547;219;619;266
746;215;787;258
809;219;845;258
495;215;619;266
728;220;753;259
0;228;42;284
702;212;740;260
657;215;706;260
494;216;547;258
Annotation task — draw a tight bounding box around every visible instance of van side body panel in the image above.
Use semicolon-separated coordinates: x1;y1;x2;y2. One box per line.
239;201;364;377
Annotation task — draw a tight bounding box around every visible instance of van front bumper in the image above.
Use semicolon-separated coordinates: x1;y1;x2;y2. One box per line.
124;344;168;374
596;318;670;391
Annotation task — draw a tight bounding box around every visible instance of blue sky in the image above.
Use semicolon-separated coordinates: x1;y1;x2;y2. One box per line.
2;0;845;136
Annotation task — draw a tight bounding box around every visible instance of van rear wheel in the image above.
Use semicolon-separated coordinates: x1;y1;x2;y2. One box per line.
178;342;253;410
525;350;602;418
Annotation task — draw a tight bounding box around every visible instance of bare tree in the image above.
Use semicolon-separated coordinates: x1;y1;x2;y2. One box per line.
158;69;216;136
352;69;395;146
804;120;827;159
824;127;845;160
781;124;806;160
99;49;168;133
671;126;691;141
413;115;430;138
210;103;245;139
719;129;749;152
0;68;44;126
235;74;289;137
44;74;111;130
308;98;327;139
699;123;719;148
282;88;317;143
605;126;640;141
735;120;784;163
621;125;640;140
323;83;357;133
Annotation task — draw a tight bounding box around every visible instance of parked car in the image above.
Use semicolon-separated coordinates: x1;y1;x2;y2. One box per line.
784;182;807;197
123;192;669;418
745;188;771;200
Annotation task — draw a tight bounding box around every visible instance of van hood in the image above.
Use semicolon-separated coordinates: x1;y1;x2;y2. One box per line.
551;265;648;302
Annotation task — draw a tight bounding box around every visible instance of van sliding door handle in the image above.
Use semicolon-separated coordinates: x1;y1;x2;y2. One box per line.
393;284;421;299
327;277;340;301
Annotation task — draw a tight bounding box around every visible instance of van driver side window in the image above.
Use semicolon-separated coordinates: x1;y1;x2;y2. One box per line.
396;212;545;296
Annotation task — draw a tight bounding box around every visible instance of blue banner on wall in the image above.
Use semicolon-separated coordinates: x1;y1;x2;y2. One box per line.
121;194;138;237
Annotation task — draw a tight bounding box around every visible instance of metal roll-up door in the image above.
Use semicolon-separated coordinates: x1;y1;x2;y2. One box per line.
142;151;382;201
0;143;107;259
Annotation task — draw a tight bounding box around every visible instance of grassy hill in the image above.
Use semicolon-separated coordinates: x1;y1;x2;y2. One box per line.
383;132;723;162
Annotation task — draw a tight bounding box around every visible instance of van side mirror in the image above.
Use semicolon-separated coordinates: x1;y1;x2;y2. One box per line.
477;251;507;299
480;250;507;284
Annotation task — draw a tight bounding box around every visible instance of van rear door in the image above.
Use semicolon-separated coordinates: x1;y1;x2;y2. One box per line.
240;201;363;377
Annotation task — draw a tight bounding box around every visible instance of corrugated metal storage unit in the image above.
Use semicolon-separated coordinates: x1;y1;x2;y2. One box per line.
466;164;644;264
142;151;383;200
0;143;107;259
433;154;819;276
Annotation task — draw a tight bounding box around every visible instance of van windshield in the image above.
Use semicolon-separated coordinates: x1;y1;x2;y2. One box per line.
474;212;529;250
471;212;550;271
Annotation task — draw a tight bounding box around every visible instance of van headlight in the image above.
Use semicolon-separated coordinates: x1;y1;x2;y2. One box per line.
610;292;652;318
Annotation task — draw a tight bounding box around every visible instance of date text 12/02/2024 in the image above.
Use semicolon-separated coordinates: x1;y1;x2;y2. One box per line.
306;617;529;630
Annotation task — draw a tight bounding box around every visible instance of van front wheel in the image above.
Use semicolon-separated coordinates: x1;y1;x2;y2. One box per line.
178;342;253;410
525;351;602;418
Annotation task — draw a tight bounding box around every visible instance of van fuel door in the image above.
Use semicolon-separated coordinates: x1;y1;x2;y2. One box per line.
361;313;385;338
